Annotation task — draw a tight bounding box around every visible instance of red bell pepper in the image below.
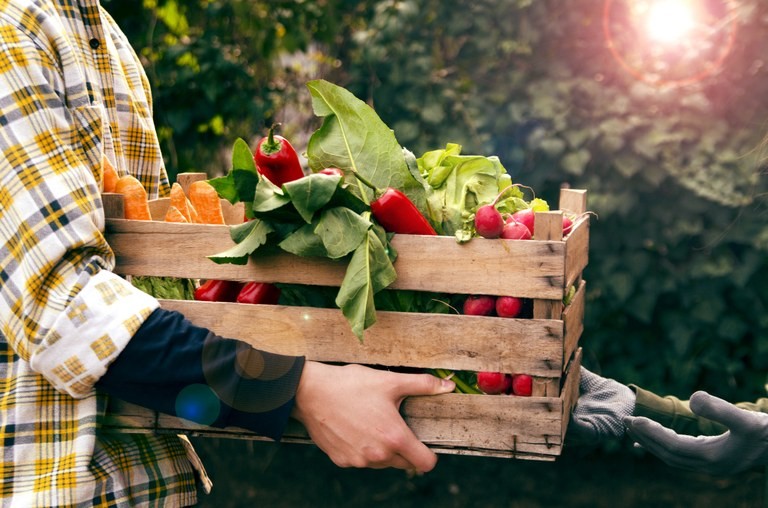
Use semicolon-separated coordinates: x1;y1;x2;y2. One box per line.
254;124;305;186
194;279;245;302
236;282;281;305
351;171;437;236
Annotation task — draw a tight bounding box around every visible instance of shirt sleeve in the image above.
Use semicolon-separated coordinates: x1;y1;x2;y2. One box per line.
0;10;158;398
96;308;305;441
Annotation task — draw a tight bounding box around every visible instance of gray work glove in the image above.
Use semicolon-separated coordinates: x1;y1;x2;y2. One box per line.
569;366;636;444
624;391;768;475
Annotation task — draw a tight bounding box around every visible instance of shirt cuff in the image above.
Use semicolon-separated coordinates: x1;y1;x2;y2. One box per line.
30;269;159;398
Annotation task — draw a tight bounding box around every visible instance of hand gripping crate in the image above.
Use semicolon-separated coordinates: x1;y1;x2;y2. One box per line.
101;175;588;461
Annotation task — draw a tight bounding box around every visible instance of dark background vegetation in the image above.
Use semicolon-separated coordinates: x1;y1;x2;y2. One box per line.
107;0;768;505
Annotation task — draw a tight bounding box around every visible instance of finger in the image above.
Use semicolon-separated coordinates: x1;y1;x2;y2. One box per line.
624;416;713;467
374;453;416;471
396;437;438;473
390;372;456;397
689;391;759;433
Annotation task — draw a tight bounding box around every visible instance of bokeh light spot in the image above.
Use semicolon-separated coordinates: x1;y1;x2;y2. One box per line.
175;384;220;426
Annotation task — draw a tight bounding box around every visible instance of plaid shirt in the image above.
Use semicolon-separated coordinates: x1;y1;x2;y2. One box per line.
1;1;207;505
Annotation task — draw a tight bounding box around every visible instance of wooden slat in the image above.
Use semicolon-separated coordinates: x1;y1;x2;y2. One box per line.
565;215;589;290
103;359;583;460
531;211;564;397
560;348;583;440
105;220;568;299
158;299;565;376
175;172;208;195
562;280;586;367
559;188;587;215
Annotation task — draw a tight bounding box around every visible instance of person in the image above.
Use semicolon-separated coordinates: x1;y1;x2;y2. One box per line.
0;1;455;505
570;366;768;475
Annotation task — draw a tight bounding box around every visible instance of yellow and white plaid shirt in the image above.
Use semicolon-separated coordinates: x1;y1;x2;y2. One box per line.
1;1;206;505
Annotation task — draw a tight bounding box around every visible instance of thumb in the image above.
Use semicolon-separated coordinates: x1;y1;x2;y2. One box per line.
689;391;753;432
392;372;456;397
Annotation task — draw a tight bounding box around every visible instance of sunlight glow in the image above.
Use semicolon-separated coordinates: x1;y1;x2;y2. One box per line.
644;0;696;44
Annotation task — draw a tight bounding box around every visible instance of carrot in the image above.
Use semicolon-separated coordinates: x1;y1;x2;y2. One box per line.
188;180;225;225
103;156;119;193
164;205;189;223
114;175;151;220
169;182;197;223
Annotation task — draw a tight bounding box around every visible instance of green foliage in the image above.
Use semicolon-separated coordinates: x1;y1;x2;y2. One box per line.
111;0;768;403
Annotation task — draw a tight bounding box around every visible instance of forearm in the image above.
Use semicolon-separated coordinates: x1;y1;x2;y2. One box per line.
97;307;305;440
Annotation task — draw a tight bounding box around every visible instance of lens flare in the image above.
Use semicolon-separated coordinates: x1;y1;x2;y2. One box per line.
603;0;737;87
175;384;221;426
644;0;695;44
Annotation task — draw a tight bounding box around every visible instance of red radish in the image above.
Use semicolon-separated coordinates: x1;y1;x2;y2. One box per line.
562;215;574;236
495;296;524;318
477;372;512;395
463;295;496;316
509;208;535;236
474;204;505;239
511;374;533;396
501;220;532;240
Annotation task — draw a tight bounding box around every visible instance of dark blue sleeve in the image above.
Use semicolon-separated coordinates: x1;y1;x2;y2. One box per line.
96;307;305;441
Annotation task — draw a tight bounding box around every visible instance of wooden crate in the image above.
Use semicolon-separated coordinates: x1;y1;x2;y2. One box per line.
101;177;589;460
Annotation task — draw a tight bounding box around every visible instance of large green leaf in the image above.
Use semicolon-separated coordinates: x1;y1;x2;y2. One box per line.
314;207;371;259
207;219;274;264
283;173;343;223
335;225;398;340
278;222;329;258
305;79;427;213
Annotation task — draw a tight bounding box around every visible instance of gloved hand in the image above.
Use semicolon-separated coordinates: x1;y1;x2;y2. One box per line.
569;366;636;444
624;390;768;475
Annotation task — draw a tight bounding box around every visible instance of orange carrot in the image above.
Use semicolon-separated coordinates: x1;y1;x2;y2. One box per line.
169;182;197;222
164;205;189;223
188;180;225;225
114;175;151;220
103;156;119;193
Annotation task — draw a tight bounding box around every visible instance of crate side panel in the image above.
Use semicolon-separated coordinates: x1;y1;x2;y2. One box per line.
106;220;567;298
159;300;565;376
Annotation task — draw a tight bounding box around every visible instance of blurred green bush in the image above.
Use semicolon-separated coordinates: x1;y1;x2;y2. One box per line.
111;0;768;403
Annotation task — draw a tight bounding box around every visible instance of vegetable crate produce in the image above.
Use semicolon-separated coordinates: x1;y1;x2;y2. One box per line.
101;172;589;461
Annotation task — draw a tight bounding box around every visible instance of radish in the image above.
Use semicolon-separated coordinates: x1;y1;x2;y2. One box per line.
474;204;505;239
477;372;512;395
475;183;532;239
511;374;533;396
562;214;574;236
463;295;496;316
509;208;535;236
495;296;524;318
500;220;532;240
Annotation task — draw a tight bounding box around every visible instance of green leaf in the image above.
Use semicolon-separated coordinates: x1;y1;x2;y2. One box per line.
208;219;273;264
335;227;398;340
232;137;257;172
278;222;329;257
209;139;260;215
305;79;427;213
314;207;371;259
252;176;291;213
283;173;342;223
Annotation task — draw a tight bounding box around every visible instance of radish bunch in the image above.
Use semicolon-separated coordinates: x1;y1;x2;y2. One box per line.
462;294;533;396
477;372;533;396
473;186;575;240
